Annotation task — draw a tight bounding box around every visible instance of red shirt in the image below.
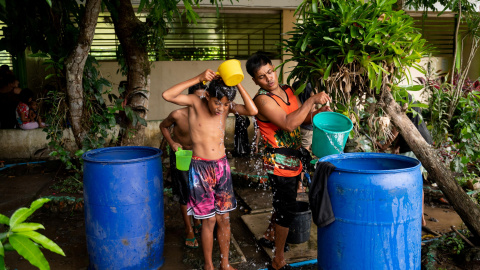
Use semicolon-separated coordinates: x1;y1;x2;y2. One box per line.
16;102;30;124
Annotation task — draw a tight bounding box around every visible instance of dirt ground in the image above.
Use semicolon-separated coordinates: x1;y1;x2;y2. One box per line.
0;161;277;270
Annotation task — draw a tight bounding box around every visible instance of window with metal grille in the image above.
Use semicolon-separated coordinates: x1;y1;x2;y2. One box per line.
408;11;467;56
91;10;282;61
0;22;13;68
90;13;118;60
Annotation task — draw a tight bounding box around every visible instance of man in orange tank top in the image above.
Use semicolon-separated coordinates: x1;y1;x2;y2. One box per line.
246;53;331;270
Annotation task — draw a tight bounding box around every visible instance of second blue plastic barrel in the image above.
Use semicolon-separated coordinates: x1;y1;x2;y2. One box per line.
83;146;164;270
317;153;422;270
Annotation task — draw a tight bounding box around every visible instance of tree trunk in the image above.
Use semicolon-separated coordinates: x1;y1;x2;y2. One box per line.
65;0;102;148
106;0;150;146
380;89;480;239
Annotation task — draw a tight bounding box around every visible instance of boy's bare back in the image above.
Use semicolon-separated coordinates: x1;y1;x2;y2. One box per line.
160;108;192;150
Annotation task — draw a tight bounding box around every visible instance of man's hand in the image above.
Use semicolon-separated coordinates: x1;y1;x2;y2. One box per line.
311;92;331;105
319;105;333;112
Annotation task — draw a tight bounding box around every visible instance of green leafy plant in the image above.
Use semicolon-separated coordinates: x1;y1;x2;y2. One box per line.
40;54;122;190
405;0;480;121
279;0;430;148
416;63;451;144
419;62;480;174
0;198;65;270
450;91;480;173
444;234;466;255
280;0;429;97
51;176;84;194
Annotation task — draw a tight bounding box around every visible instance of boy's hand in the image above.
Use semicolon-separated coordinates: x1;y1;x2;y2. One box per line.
171;142;182;152
198;69;217;84
311;92;331;105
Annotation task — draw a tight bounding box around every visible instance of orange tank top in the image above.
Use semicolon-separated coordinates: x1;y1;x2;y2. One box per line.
254;85;303;177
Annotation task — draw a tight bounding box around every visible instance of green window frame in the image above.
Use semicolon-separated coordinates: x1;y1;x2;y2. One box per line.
91;10;282;61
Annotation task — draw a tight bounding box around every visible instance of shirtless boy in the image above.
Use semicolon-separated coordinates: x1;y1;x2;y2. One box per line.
162;69;258;270
160;83;206;249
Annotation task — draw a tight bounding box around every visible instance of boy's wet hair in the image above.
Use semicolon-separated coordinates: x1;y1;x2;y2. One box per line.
206;78;237;101
246;52;272;78
188;82;206;94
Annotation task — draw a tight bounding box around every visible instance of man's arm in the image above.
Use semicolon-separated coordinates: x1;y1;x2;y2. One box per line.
255;92;331;132
160;111;182;152
229;83;258;116
303;105;333;125
162;69;216;106
293;87;332;125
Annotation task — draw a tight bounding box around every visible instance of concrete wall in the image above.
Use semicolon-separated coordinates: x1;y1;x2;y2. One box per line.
0;117;258;160
97;59;282;121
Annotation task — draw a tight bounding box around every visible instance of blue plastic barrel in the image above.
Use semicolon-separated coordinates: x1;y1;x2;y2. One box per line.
317;153;422;270
83;146;164;269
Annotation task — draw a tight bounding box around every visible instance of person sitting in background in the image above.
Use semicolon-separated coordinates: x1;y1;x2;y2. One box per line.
0;73;19;129
29;100;45;128
12;78;22;95
0;65;12;76
16;88;41;130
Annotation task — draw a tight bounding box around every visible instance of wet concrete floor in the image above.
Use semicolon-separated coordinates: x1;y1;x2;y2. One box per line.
0;157;468;269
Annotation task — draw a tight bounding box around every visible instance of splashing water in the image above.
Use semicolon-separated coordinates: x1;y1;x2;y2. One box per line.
325;132;346;154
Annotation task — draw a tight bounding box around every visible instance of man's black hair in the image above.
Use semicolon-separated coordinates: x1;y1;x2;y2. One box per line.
0;65;10;73
246;52;273;78
19;88;34;103
188;82;207;94
206;78;237;101
0;73;15;89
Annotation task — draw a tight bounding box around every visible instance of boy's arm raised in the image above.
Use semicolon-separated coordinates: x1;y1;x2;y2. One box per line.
162;69;216;106
230;83;258;116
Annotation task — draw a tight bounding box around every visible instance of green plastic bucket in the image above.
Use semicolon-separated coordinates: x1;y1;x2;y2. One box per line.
175;148;193;171
312;112;353;158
